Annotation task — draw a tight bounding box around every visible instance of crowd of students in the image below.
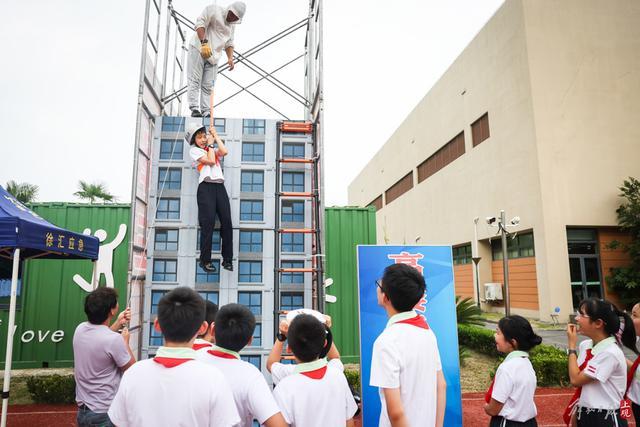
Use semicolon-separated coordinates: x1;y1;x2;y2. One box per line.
71;263;640;427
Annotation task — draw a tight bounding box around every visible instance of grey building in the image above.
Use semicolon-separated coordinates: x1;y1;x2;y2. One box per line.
142;116;315;373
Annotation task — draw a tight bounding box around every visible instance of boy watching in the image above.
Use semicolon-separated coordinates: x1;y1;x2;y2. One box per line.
196;304;286;427
370;263;447;427
108;287;239;426
193;299;218;350
273;314;357;427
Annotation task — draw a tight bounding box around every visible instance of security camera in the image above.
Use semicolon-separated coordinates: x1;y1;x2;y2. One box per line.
510;216;520;226
486;216;496;225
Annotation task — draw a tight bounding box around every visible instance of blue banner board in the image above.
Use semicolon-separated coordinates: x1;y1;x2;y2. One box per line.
357;245;462;426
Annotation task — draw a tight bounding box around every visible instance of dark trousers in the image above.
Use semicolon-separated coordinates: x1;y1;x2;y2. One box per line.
633;402;640;425
197;182;232;263
489;416;538;427
77;404;114;427
576;407;628;427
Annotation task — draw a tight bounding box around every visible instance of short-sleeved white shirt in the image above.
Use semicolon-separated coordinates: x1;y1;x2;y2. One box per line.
273;359;357;427
190;146;224;183
108;347;240;427
196;347;280;427
490;351;537;422
626;338;640;405
577;337;627;409
370;312;442;427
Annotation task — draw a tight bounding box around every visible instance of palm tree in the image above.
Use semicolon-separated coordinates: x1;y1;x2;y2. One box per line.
74;181;115;204
5;180;39;204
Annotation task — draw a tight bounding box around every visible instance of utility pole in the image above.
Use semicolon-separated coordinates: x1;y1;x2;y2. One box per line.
472;218;481;309
500;210;511;316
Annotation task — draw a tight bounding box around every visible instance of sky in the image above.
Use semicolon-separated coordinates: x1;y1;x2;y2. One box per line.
0;0;504;206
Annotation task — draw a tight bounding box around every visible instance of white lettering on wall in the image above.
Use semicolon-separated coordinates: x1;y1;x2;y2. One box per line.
19;330;65;343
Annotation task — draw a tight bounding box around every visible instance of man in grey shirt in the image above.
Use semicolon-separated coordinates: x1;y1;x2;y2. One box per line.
73;287;135;427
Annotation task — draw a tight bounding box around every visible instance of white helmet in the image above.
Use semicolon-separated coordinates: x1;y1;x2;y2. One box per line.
185;123;206;145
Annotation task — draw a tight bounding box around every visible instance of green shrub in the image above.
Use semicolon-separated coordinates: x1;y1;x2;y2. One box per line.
26;375;76;404
344;369;360;393
456;296;484;326
457;324;500;357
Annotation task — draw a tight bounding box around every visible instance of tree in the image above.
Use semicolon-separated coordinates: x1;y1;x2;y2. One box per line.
5;180;39;204
73;181;115;204
606;177;640;307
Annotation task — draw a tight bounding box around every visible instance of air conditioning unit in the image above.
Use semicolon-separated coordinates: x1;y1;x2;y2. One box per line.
484;283;503;301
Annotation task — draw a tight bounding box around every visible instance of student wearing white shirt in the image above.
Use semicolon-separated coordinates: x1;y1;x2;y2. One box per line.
484;315;542;427
193;299;218;351
187;123;234;274
626;302;640;423
273;314;358;427
565;298;635;427
369;263;447;427
197;303;287;427
108;287;240;427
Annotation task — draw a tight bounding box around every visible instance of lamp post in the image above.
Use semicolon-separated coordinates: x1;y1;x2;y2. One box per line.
472;218;481;309
486;211;520;317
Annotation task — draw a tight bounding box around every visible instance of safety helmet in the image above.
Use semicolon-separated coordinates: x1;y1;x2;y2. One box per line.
185;123;207;145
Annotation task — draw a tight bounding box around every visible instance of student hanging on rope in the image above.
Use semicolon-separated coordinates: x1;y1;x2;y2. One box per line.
187;123;233;273
188;1;246;117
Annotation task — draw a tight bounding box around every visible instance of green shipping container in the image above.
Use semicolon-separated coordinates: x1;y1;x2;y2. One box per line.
324;206;376;364
0;203;131;369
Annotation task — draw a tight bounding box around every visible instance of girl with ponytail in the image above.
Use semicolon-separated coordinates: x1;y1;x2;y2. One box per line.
484;315;542;427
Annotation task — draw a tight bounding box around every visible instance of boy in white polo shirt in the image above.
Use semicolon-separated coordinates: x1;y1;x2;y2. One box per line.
370;263;447;427
196;303;286;427
108;287;240;427
273;313;358;427
187;122;233;273
193;299;218;351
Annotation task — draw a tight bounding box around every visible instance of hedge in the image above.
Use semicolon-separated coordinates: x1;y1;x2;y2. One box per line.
26;375;76;404
458;324;570;387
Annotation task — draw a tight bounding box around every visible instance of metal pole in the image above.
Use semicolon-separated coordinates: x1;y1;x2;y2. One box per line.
1;248;21;427
472;217;481;309
500;210;511;316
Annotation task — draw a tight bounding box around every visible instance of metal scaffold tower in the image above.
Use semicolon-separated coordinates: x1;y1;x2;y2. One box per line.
128;0;324;357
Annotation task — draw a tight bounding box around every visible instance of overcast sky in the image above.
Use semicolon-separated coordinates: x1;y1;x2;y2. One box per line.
0;0;504;206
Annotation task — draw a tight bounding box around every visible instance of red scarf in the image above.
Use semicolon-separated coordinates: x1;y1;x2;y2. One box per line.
207;349;237;359
192;342;213;351
153;357;193;368
562;349;594;425
197;146;219;172
396;315;430;330
620;355;640;420
300;366;328;380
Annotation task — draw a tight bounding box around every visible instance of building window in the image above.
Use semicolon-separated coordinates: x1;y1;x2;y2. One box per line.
239;261;262;283
158;168;182;190
281;233;304;253
238;291;262;315
239;231;263;253
155;229;178;251
282;172;305;192
213;118;226;133
240;200;264;221
152;259;177;282
471;113;490;147
252;323;262;347
197;228;221;252
452;244;472;265
242;142;265;162
241;171;264;192
384;172;413;205
492;232;535;260
281;261;304;284
282;143;305;158
149;291;168;346
195;260;220;283
243;119;266;135
160;139;184;160
156;198;180;220
368;195;383;211
417;131;465;183
281;200;304;222
241;355;261;370
281;292;304;311
198;291;219;305
161;116;185;132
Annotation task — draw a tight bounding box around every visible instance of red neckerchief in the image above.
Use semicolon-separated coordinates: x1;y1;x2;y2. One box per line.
197;146;219;172
207;349;237;359
153;357;193;368
396;314;430;330
562;349;594;425
192;342;213;351
620;355;640;420
300;366;328;380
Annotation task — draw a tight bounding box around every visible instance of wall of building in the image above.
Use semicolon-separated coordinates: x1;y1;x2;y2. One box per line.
453;264;474;300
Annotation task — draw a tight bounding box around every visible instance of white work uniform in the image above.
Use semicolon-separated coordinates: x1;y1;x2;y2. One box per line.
196;346;280;427
108;347;240;427
577;337;627;410
491;350;538;422
370;311;443;427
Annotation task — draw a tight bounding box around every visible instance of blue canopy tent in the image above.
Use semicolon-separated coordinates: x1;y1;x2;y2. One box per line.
0;185;99;426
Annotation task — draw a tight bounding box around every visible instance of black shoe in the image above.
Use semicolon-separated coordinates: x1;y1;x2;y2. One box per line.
199;261;217;273
222;260;233;271
191;109;202;117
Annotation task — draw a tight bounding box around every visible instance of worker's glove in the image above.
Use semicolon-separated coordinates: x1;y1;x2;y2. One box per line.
200;40;212;60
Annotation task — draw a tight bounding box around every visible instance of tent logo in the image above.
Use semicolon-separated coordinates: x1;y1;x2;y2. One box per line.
73;224;127;292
